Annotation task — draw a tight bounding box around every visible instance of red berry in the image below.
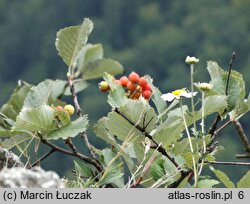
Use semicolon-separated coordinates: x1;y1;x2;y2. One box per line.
114;79;122;86
142;84;151;92
129;71;140;83
99;81;109;92
138;77;148;88
119;76;129;87
127;81;136;91
142;90;152;99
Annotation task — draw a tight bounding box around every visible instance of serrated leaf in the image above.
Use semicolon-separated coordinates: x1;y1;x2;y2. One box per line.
24;80;53;108
83;59;123;80
237;170;250;188
15;105;55;133
45;115;88;140
210;166;235;188
197;179;220;188
1;82;32;120
55;18;93;69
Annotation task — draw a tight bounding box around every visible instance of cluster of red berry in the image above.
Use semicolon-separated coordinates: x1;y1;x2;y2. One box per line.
99;72;152;100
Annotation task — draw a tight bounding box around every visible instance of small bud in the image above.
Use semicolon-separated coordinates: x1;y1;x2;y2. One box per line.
185;56;199;65
197;82;213;91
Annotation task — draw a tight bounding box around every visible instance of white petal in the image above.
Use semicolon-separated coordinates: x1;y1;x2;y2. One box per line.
181;91;198;98
161;93;175;102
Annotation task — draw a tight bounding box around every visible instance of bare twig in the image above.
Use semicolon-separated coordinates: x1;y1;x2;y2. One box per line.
208;51;236;136
233;120;250;152
205;160;250;166
236;153;250;159
65;138;78;154
28;149;56;168
68;78;97;159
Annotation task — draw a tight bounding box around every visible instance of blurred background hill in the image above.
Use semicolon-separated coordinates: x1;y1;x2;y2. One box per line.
0;0;250;183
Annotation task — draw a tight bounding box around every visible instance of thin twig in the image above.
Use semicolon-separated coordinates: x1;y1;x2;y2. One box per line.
28;149;56;168
235;153;250;159
41;139;103;172
225;51;236;96
233;120;250;152
208;51;236;136
65;138;78;154
68;78;97;159
131;153;157;188
205;160;250;166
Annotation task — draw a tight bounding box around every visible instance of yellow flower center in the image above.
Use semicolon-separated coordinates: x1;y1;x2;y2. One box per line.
172;89;186;96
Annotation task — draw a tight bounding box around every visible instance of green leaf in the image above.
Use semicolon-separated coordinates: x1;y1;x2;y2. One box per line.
203;95;228;115
55;18;93;69
94;117;135;171
75;43;103;74
45;115;88;140
197;179;220;188
24;80;53;108
74;160;94;178
108;86;128;108
15;105;55;133
0;82;32;120
207;61;245;111
145;75;167;117
99;149;124;187
83;59;123;80
210;166;235;188
150;156;181;186
237;170;250;188
106;99;157;142
0;130;32;137
1;134;33;150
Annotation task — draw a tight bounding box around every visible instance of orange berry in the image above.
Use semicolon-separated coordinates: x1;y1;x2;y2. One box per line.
138;77;148;88
127;81;136;91
142;90;152;99
119;76;129;87
55;106;63;111
128;71;140;83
